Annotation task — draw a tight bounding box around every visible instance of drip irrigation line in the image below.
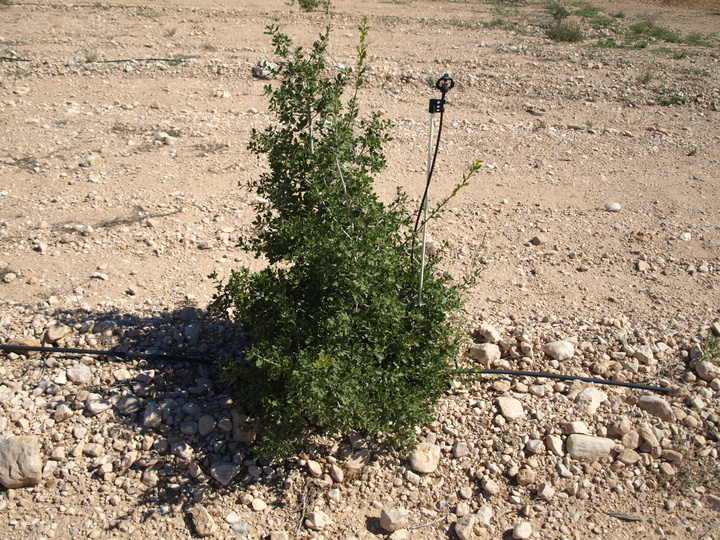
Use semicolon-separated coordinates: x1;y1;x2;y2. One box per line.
460;368;671;394
1;345;671;393
0;344;214;365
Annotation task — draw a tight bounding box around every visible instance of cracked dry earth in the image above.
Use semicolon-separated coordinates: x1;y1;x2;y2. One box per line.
1;0;720;538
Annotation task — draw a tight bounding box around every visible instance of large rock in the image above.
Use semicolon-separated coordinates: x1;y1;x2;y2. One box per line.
210;462;240;485
454;514;477;540
67;363;94;384
409;442;440;474
0;436;43;488
637;395;676;422
566;434;614;461
380;507;407;533
497;396;524;421
190;505;217;537
476;323;501;343
468;343;501;367
575;387;608;414
542;341;574;361
695;360;720;382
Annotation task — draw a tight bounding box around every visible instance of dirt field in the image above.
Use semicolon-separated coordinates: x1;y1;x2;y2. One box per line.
1;0;719;538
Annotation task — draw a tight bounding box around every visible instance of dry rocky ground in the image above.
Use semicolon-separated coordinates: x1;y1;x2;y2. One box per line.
1;0;720;538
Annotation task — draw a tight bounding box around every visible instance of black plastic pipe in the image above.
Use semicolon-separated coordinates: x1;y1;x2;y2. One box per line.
461;368;671;393
0;344;215;365
1;344;672;393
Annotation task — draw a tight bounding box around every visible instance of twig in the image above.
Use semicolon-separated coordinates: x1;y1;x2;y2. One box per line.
0;57;30;62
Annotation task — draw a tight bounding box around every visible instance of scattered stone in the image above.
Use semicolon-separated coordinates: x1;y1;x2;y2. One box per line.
695;360;720;382
190;505;217;537
537;483;555;500
116;394;143;415
305;510;329;531
455;514;477;540
545;434;564;456
307;460;323;477
380;507;407;533
605;202;621;212
54;403;73;422
409;442;440;474
477;505;493;527
482;478;500;496
575;387;608;414
251;498;267;511
0;436;43;489
476;322;501;343
543;340;575;361
566;434;614;461
513;521;533;539
469;342;501;366
637;395;676;422
67;363;93;384
497;396;524;421
44;323;71;343
209;462;239;485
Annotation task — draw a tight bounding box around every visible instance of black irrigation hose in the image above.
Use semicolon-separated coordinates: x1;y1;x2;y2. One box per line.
1;344;672;394
460;368;671;394
0;344;215;365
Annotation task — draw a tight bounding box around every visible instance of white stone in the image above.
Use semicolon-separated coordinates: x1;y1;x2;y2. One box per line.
476;323;501;343
409;442;440;474
566;434;614;461
513;521;532;539
497;396;524;421
543;340;575;361
0;436;43;488
469;343;501;367
575;387;608;414
305;510;329;530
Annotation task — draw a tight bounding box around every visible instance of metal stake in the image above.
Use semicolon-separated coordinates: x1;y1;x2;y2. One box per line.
418;111;435;306
418;74;454;305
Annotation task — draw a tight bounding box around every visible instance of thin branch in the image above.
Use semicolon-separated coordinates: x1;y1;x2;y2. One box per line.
335;157;355;229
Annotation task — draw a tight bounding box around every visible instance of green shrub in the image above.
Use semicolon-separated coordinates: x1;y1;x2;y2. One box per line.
547;21;584;42
210;22;479;458
293;0;328;11
546;1;571;21
703;333;720;366
575;3;601;18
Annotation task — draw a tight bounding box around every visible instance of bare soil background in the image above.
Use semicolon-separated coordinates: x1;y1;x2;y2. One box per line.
1;0;720;538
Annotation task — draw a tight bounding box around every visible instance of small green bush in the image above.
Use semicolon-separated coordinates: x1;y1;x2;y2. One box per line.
211;22;478;458
547;21;584;42
703;334;720;366
546;1;571;21
575;3;601;18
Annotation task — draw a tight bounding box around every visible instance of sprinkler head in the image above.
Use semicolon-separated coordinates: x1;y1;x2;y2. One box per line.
436;74;454;97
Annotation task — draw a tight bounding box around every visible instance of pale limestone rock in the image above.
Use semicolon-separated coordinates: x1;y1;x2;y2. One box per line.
409;442;440;474
190;505;218;537
566;434;614;461
380;507;407;533
542;340;574;361
497;396;524;421
0;436;43;488
637;395;676;422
